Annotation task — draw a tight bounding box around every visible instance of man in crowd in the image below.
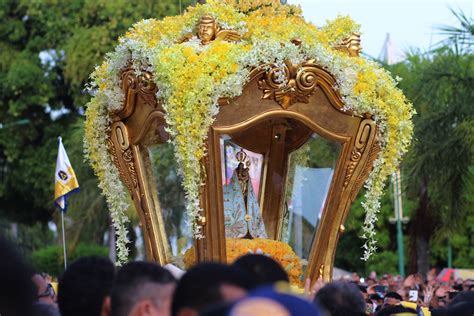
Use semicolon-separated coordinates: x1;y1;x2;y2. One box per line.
172;263;250;316
0;235;36;316
111;261;176;316
314;281;366;316
58;256;115;316
231;254;289;289
32;273;60;316
382;292;403;307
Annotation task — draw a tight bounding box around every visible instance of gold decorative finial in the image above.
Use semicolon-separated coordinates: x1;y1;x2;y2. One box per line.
334;32;362;57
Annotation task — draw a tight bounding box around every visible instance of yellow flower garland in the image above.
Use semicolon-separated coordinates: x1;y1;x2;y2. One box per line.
183;238;303;285
84;0;414;262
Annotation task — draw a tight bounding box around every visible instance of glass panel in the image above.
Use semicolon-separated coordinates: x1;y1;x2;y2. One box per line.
148;143;192;268
219;136;267;239
281;134;341;265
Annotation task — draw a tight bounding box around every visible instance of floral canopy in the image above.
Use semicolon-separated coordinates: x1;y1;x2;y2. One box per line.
84;0;414;263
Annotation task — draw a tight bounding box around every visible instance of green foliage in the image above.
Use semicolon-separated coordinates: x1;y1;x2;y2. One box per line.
149;142;188;253
335;186;406;275
383;11;473;272
31;243;108;277
0;0;191;248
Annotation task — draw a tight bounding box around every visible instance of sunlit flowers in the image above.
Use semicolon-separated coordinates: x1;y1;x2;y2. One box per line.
183;238;303;284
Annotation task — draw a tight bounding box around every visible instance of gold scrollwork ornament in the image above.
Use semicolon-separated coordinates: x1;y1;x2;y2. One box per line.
258;59;319;109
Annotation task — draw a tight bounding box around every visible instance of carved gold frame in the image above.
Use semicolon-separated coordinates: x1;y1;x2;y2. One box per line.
108;54;379;282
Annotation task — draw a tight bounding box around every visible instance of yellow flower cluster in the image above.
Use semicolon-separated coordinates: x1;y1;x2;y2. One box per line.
183;238;303;284
319;15;362;45
243;5;320;44
124;15;192;48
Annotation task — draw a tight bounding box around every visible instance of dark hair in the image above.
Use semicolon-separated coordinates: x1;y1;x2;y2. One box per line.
111;261;176;316
0;235;36;316
314;282;366;316
449;290;474;305
376;305;418;316
357;284;368;294
171;262;250;316
384;291;402;301
31;302;61;316
58;256;115;316
232;254;289;289
447;301;474;316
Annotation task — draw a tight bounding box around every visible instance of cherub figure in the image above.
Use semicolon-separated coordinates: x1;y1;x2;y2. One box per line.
179;14;241;45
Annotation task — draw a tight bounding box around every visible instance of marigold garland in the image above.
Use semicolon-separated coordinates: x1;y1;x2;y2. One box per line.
84;0;414;262
183;238;303;284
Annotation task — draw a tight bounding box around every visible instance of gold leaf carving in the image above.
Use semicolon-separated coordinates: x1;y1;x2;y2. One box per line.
343;120;373;188
122;148;138;188
117;69;158;119
351;142;380;197
107;137;133;192
343;149;362;187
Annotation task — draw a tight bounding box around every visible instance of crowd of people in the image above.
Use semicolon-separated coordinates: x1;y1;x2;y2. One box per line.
1;235;473;316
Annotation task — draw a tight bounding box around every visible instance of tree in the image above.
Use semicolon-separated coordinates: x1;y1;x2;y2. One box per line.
0;0;192;251
388;10;473;275
334;10;473;276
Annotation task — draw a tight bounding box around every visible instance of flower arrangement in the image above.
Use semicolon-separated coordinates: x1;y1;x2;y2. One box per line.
183;238;303;284
84;0;414;262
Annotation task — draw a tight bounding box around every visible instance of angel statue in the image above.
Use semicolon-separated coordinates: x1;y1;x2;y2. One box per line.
178;14;241;45
224;149;267;239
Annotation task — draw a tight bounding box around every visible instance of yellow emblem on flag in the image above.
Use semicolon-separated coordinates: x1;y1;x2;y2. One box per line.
54;137;79;211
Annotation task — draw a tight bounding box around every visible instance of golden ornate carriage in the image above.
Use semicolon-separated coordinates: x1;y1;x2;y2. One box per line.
85;1;413;284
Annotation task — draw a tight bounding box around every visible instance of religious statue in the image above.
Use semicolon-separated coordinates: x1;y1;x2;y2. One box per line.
224;149;267;239
178;14;242;45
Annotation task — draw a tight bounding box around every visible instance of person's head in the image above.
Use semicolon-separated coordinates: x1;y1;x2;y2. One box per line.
383;292;402;306
351;273;361;284
111;261;176;316
172;263;249;316
447;301;474;316
369;293;384;306
32;274;56;305
314;282;366;316
58;256;115;316
0;235;36;316
462;279;474;292
31;302;61;316
449;290;474;306
231;254;288;289
366;278;377;287
375;304;417;316
230;286;320;316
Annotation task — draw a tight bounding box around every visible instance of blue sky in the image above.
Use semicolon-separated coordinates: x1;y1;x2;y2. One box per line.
289;0;473;59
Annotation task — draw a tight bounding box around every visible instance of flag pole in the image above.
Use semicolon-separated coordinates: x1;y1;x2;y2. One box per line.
61;211;67;269
55;135;78;270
